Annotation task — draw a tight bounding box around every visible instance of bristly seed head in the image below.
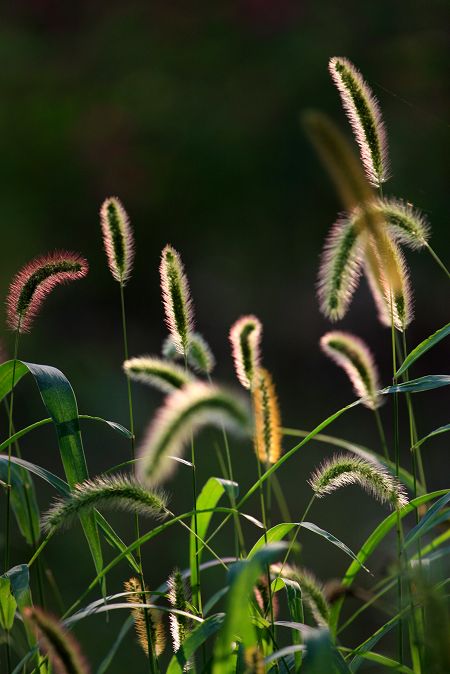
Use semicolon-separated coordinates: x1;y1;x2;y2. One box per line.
124;577;165;657
100;197;134;284
373;198;430;250
124;356;193;393
160;245;195;355
136;381;250;486
162;333;215;375
329;57;389;187
229;315;263;390
252;368;282;464
320;331;382;409
42;474;168;533
309;453;409;509
271;563;330;627
6;251;89;333
23;606;90;674
167;569;192;656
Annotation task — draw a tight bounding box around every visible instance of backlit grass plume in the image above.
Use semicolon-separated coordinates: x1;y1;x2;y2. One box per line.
23;606;90;674
100;196;134;284
124;577;165;656
374;198;430;250
229;315;263;389
6;251;88;333
162;332;215;374
137;382;250;485
272;564;330;627
253;367;282;464
167;569;192;655
309;454;408;509
320;331;382;409
123;356;193;393
42;474;168;533
160;245;194;355
329;57;389;187
317;213;364;320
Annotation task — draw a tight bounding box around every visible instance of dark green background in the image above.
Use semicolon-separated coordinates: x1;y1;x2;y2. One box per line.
1;1;448;669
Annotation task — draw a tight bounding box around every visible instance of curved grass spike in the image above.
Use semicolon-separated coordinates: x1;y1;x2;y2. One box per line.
123;356;193;393
320;331;382;410
329;57;389;187
23;606;90;674
253;368;282;464
136;381;250;485
229;315;263;390
6;251;89;333
373;197;430;250
160;245;195;355
100;196;134;284
124;577;165;656
167;569;192;657
317;213;365;320
162;332;215;374
42;474;168;533
272;563;330;626
309;453;408;508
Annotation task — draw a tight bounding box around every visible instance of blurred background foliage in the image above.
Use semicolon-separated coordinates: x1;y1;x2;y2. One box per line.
0;0;448;668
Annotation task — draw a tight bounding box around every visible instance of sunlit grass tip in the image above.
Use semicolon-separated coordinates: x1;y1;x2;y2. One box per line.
309;453;408;508
272;563;330;626
329;56;389;187
162;332;215;374
320;331;382;409
100;196;134;284
42;474;168;533
136;381;250;486
23;606;90;674
167;568;192;656
317;213;364;320
253;367;282;464
124;356;193;393
374;197;430;250
160;245;195;355
124;577;165;656
6;251;88;333
229;315;263;389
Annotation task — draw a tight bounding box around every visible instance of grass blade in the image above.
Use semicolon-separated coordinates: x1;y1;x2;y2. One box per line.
396;322;450;378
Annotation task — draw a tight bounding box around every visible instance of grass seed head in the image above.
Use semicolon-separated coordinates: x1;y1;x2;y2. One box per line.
100;196;134;284
160;245;195;355
252;367;282;464
373;198;430;250
167;569;192;655
124;356;193;393
124;577;165;657
229;315;263;390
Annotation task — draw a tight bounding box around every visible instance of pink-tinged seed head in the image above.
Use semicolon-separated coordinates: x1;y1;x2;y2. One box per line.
229;315;263;389
159;245;195;355
100;196;134;283
6;251;89;333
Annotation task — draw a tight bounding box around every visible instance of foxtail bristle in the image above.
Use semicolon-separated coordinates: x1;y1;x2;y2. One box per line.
229;315;262;390
167;569;192;657
252;368;282;464
374;198;430;250
100;197;134;284
160;245;195;355
23;606;90;674
124;577;165;656
123;356;193;393
320;331;382;409
42;474;168;533
309;453;408;509
6;251;89;333
329;57;389;187
136;381;250;486
162;333;215;375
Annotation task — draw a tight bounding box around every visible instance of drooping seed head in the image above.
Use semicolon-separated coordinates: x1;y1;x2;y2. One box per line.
23;606;90;674
160;245;195;355
372;198;430;250
271;563;330;627
124;356;193;393
317;213;365;320
229;315;263;390
124;577;165;656
309;453;409;509
252;368;282;464
162;332;215;375
329;57;389;187
320;331;382;409
136;381;250;486
42;474;168;533
100;197;134;284
6;251;89;333
167;569;192;654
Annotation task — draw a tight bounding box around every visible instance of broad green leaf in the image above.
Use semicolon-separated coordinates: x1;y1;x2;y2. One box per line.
414;423;450;450
328;489;449;634
212;543;288;674
0;577;17;630
396;322;450;377
270;627;350;673
339;647;413;673
0;360;28;402
166;613;225;674
190;477;238;604
381;374;450;395
0;460;40;545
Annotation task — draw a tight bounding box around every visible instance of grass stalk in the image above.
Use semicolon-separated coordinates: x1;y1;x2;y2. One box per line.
373;408;390;461
424;242;450;280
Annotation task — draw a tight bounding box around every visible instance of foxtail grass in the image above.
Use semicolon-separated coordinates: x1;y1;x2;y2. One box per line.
123;356;193;392
229;315;263;390
124;577;165;659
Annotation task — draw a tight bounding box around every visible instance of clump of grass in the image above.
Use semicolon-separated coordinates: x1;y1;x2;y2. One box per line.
123;356;194;392
309;453;408;508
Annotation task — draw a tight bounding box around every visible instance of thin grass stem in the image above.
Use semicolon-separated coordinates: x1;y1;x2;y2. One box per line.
424;242;450;279
373;408;390;461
